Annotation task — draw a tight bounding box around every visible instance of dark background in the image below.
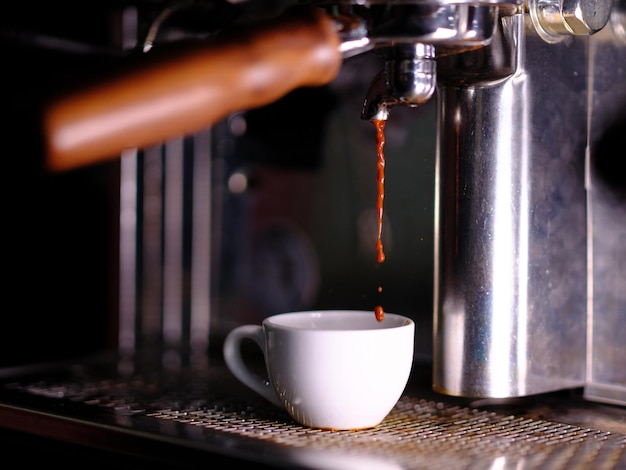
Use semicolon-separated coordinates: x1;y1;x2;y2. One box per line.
2;3;126;367
0;0;438;368
1;0;296;368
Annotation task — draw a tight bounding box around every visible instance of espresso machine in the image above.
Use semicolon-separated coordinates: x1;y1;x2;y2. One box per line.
313;0;626;406
1;0;625;467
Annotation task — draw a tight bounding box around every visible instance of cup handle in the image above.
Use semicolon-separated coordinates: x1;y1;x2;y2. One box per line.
223;325;282;407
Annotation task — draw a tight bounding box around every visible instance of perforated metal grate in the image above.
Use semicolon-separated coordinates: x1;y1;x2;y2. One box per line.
4;362;625;469
148;396;626;469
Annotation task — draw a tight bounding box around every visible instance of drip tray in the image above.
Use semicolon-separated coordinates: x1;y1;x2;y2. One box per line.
0;352;624;469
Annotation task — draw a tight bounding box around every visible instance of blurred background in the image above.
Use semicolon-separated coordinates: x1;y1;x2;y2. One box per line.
1;0;438;368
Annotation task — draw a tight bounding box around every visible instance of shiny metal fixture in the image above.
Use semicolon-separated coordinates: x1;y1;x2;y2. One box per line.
313;0;626;405
529;0;614;42
325;0;513;120
361;43;436;120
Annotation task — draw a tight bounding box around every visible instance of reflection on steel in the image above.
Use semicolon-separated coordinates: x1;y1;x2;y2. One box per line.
529;0;613;42
361;44;436;120
333;2;508;48
319;0;625;404
330;1;510;121
584;7;626;406
434;12;588;397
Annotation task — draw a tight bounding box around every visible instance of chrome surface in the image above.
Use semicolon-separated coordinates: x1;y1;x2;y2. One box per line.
432;3;625;403
361;43;436;120
324;0;515;120
529;0;614;42
584;7;626;406
434;11;589;397
317;0;625;404
331;2;508;48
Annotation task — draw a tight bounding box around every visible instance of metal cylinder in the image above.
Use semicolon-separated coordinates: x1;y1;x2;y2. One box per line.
433;12;588;397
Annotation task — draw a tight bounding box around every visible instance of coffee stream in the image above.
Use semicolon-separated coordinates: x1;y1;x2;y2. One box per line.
373;119;386;322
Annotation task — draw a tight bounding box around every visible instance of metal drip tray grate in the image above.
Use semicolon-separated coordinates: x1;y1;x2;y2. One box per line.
148;396;626;469
1;357;625;469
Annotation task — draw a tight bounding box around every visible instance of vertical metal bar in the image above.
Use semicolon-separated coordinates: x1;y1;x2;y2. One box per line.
142;146;164;343
434;13;588;398
117;6;139;356
191;130;212;352
118;149;138;354
163;138;185;346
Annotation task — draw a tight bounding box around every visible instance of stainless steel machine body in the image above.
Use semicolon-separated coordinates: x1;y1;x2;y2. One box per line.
322;0;626;404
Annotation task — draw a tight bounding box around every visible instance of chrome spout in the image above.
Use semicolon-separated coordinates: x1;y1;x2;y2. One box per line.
320;1;506;119
361;43;436;121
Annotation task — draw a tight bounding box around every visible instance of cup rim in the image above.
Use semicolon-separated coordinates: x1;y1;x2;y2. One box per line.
262;309;413;331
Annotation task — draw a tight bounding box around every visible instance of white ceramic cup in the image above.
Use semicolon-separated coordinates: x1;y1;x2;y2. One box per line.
223;310;415;430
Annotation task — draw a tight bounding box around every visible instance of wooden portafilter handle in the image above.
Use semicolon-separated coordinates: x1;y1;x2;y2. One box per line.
43;7;342;172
